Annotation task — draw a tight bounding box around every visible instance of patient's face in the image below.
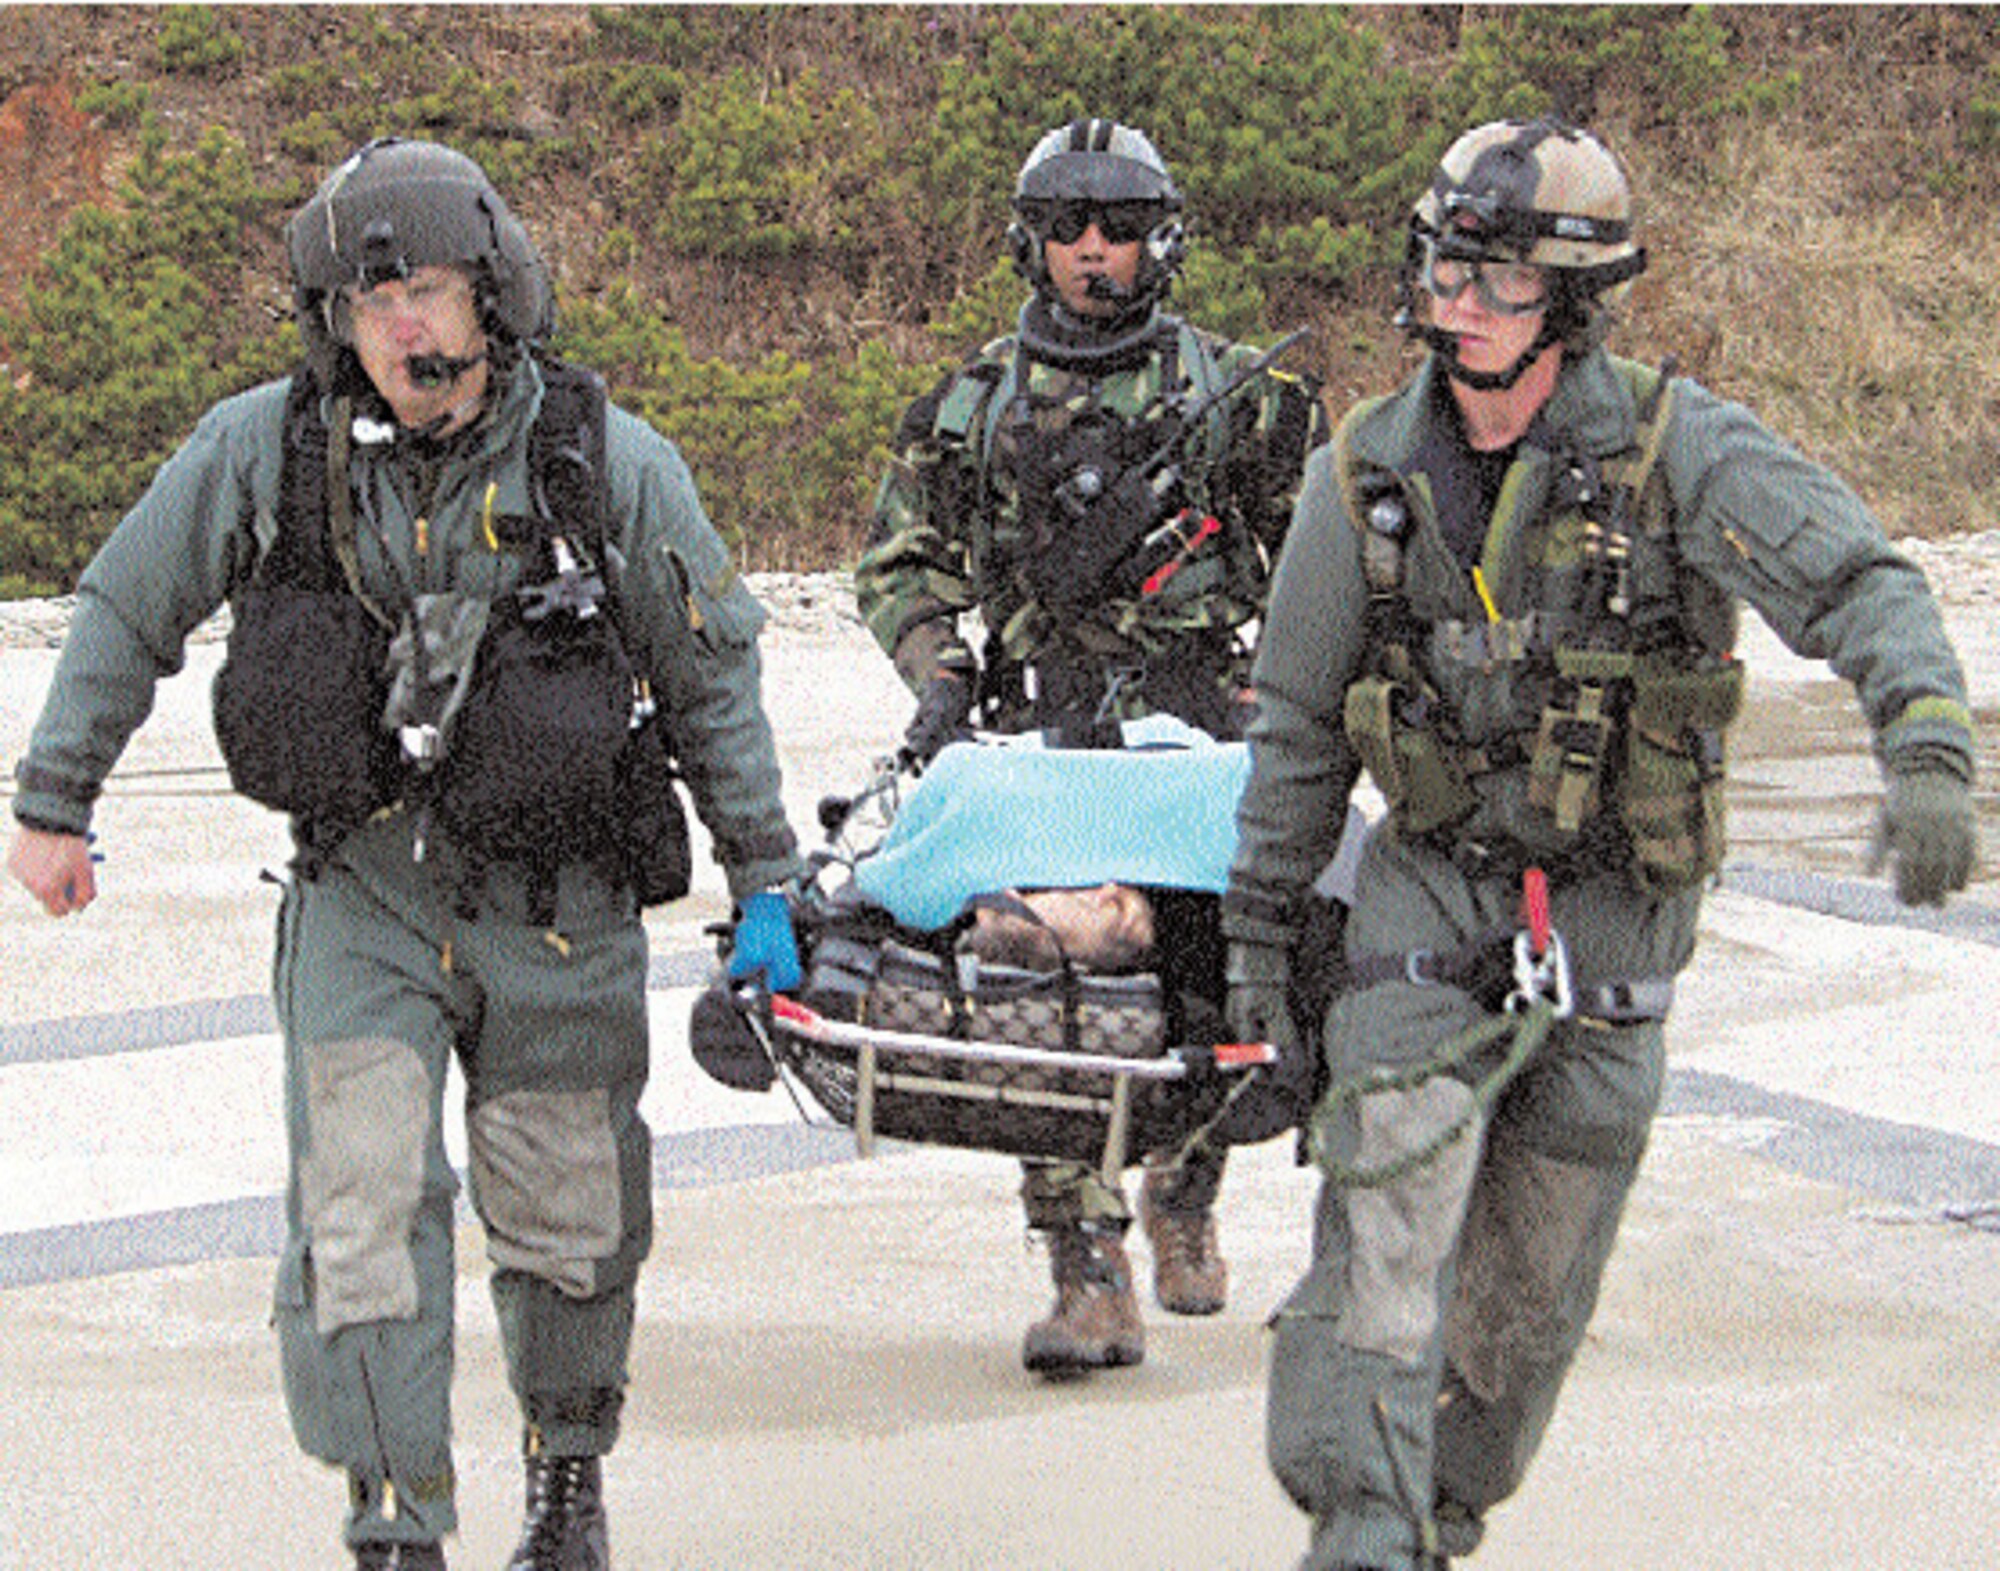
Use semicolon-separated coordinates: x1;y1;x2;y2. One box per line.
967;883;1156;971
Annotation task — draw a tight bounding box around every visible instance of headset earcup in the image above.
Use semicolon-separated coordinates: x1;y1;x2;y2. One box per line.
1006;219;1039;285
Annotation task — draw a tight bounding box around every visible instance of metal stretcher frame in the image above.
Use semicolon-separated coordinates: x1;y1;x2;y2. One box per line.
766;995;1274;1184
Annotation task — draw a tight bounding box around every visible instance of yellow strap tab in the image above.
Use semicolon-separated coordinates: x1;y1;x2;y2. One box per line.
1471;566;1502;624
480;482;500;550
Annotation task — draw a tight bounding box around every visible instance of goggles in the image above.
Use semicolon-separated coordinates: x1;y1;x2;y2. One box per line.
1418;235;1550;317
1021;199;1163;246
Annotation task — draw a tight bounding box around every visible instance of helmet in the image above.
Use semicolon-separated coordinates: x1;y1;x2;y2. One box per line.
288;138;551;381
1007;118;1186;320
1414;118;1641;279
1401;118;1646;389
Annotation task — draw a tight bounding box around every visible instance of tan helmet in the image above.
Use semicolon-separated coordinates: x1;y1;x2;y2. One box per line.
1414;117;1642;283
1398;117;1645;389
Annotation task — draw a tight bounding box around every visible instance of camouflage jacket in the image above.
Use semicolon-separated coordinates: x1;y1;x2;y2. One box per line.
854;311;1327;734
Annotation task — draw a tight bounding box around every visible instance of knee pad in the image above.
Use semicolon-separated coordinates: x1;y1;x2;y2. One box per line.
469;1087;628;1298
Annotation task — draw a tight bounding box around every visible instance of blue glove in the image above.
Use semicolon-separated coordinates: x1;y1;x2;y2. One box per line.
727;889;802;992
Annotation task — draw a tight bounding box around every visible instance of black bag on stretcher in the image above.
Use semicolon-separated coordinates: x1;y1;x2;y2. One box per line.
690;719;1315;1180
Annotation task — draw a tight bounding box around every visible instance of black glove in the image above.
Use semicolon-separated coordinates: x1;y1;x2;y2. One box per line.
1212;940;1316;1146
1869;753;1976;907
900;668;975;769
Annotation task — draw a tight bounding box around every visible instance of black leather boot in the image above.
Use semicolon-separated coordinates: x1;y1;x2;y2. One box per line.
505;1447;610;1570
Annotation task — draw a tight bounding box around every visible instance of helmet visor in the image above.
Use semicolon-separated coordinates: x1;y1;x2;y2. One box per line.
1419;235;1549;317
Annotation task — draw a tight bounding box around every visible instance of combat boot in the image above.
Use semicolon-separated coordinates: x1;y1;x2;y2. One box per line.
352;1543;447;1570
1021;1222;1145;1375
1140;1167;1227;1316
505;1444;609;1571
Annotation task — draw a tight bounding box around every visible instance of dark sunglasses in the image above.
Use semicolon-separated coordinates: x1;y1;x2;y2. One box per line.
1024;200;1163;246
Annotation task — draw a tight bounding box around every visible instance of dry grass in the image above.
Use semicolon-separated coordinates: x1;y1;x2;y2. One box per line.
1622;127;2000;539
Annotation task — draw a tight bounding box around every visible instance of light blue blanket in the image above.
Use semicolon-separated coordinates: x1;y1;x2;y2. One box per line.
848;717;1250;933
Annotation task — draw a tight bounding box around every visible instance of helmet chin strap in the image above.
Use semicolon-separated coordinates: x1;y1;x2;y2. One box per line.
1396;311;1560;393
399;349;490;439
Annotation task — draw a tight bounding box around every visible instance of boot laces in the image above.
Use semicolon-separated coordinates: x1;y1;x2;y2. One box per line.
1055;1224;1128;1295
515;1454;595;1563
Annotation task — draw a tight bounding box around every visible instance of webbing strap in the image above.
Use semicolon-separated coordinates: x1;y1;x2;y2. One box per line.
1309;999;1554;1189
323;394;397;632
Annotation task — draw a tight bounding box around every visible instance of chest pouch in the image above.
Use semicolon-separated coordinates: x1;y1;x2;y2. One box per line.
1524;648;1629;835
1011;409;1182;616
214;585;398;828
1343;672;1478;837
1620;651;1744;892
213;379;401;833
433;555;636;869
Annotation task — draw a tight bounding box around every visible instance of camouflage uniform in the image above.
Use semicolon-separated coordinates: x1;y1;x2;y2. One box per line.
861;317;1324;741
856;314;1325;1227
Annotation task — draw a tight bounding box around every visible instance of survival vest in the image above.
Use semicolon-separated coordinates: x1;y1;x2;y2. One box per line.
926;318;1314;743
212;360;691;905
1333;358;1744;892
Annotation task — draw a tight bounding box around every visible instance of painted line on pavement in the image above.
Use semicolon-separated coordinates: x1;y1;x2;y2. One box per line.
0;948;716;1068
7;870;1998;1290
0;1122;859;1291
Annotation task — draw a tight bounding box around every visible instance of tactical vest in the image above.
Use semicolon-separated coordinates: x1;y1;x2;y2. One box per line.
927;318;1258;741
212;360;690;905
1334;359;1744;892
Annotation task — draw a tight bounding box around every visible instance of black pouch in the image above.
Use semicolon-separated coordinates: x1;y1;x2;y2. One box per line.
212;584;398;825
435;603;631;865
616;714;692;906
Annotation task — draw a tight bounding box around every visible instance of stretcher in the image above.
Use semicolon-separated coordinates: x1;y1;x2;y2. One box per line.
689;721;1280;1178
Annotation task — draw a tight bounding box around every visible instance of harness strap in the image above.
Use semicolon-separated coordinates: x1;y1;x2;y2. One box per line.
1347;932;1674;1026
1311;999;1556;1189
322;396;396;632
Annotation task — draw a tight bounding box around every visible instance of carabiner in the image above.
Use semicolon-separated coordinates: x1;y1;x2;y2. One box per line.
1507;927;1574;1019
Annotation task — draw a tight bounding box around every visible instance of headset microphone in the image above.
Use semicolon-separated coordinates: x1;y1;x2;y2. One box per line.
1084;273;1134;303
406;350;485;388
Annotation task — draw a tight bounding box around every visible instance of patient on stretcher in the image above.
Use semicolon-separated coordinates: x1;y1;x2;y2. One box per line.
963;884;1158;973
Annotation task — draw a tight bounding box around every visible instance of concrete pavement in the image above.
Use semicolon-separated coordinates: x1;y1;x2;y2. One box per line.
3;586;1997;1569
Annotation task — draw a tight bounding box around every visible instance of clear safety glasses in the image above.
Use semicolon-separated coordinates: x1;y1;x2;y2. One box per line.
1419;237;1550;317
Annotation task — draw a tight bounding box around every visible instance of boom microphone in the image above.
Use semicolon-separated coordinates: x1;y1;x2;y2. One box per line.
1084;274;1134;303
406;350;485;388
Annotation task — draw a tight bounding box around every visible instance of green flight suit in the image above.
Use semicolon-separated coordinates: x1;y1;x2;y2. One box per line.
1226;347;1973;1569
12;357;800;1549
855;310;1327;1230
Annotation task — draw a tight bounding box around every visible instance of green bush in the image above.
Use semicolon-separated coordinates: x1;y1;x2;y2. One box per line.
156;6;245;78
76;78;152;127
552;282;936;566
0;124;292;594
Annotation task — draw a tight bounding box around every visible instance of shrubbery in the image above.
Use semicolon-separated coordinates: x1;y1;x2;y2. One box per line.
0;4;1939;593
